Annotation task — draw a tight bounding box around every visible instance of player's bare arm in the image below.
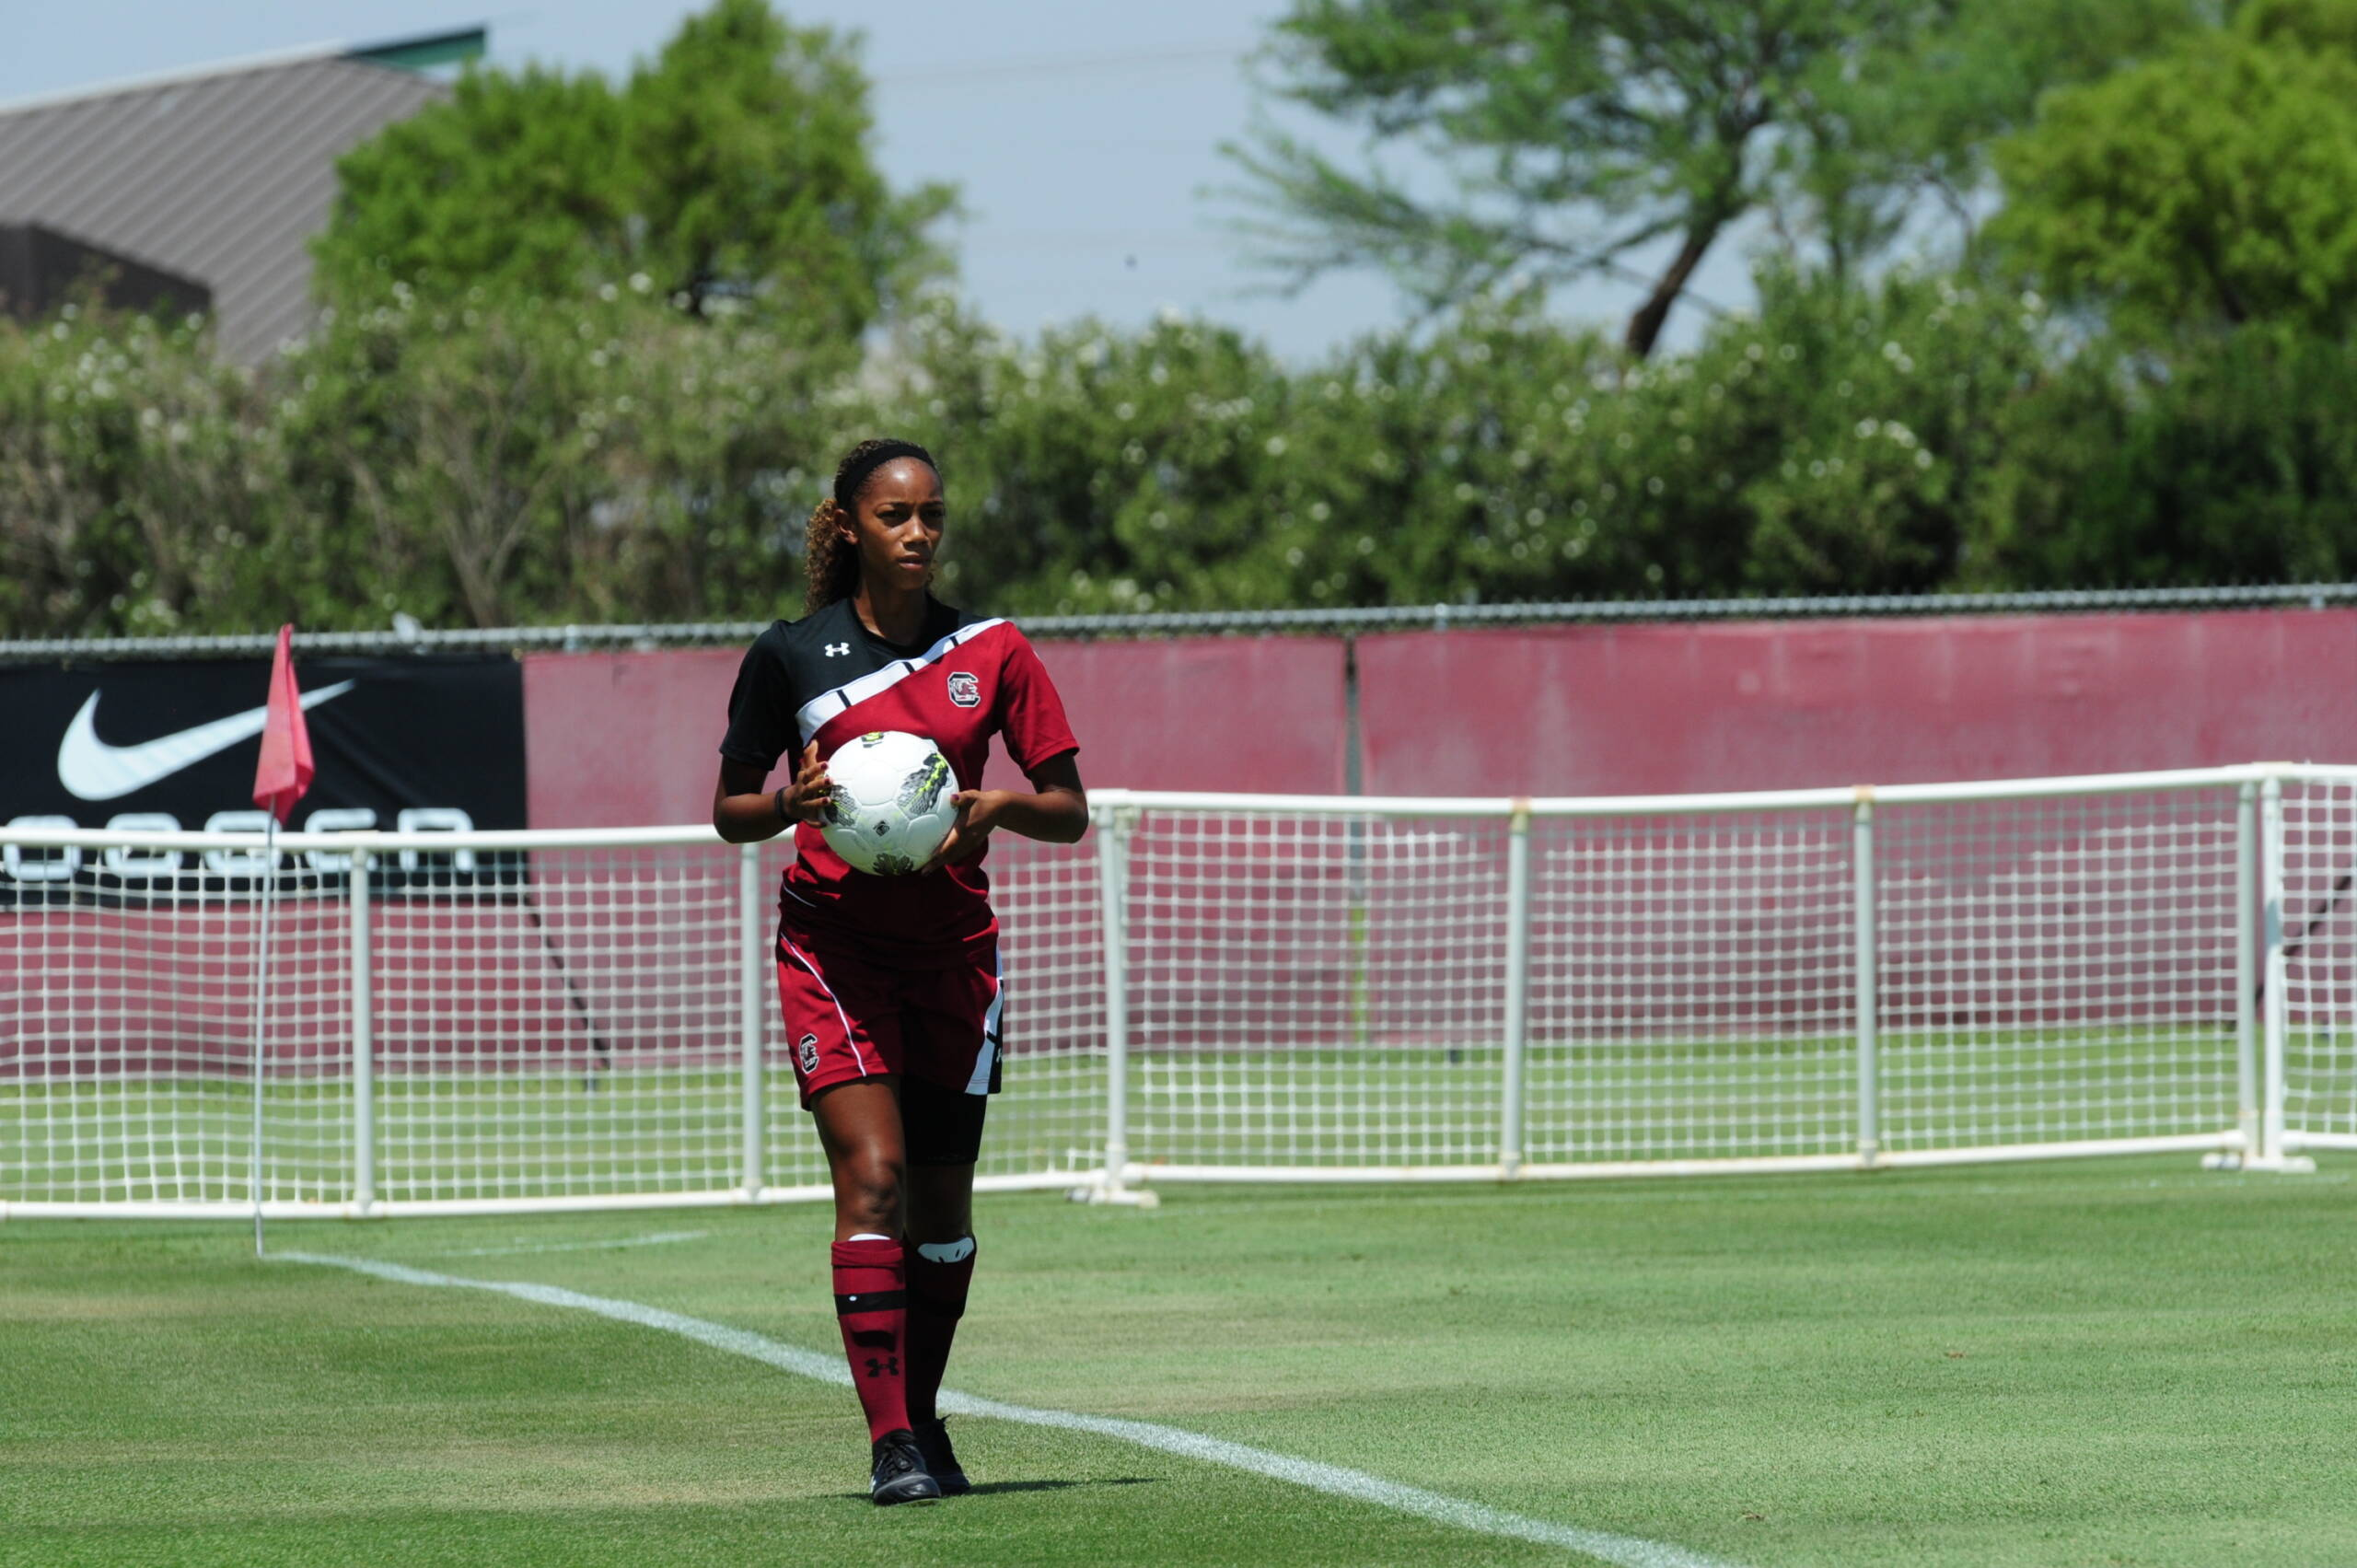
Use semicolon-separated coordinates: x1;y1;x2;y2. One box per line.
712;743;830;842
929;751;1086;867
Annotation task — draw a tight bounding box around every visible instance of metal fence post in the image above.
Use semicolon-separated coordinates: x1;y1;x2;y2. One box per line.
2237;772;2319;1174
1853;789;1882;1169
2259;776;2288;1167
1101;807;1132;1188
739;842;765;1200
1075;803;1153;1205
1499;801;1533;1180
350;849;375;1214
2236;782;2261;1160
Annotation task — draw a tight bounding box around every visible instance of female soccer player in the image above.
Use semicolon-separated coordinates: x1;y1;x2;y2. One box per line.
712;438;1086;1504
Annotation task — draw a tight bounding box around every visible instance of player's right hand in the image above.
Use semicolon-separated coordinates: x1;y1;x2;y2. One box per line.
779;742;833;825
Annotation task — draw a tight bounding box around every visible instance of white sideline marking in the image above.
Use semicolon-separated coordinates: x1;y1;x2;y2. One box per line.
437;1230;710;1259
279;1250;1745;1568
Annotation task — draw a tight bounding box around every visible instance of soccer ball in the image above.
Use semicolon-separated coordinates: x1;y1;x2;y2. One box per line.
819;731;959;876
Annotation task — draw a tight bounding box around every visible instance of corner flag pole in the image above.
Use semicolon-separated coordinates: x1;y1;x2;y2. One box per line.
250;625;316;1259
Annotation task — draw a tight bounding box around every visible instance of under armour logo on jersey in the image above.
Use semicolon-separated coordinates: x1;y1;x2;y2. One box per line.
825;643;851;656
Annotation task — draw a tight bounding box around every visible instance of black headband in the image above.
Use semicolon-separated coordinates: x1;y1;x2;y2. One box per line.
833;440;935;510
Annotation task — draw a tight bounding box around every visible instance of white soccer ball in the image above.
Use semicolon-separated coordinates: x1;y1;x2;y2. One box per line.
819;730;959;876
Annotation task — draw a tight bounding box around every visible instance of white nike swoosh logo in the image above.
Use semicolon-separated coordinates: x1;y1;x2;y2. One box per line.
57;681;358;801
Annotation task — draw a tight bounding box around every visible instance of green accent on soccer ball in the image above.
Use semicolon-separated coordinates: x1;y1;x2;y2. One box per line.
869;853;915;877
896;754;953;816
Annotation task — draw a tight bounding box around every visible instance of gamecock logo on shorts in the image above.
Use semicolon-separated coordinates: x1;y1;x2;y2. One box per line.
796;1033;820;1073
946;671;981;708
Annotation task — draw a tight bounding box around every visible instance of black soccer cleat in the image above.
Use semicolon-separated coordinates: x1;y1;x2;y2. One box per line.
912;1417;970;1496
869;1428;943;1505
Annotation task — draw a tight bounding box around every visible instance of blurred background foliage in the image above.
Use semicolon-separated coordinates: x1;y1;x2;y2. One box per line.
8;0;2357;635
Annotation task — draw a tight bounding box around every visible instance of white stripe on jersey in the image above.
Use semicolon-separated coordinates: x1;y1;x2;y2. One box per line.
794;618;1007;747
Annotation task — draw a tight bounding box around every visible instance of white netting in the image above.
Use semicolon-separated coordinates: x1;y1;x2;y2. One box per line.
372;846;743;1203
1120;812;1508;1168
2281;780;2357;1144
1;772;2312;1214
1526;810;1856;1164
0;842;345;1205
0;834;1104;1209
1874;790;2242;1151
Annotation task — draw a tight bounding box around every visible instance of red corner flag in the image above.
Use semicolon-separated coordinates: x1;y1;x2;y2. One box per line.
251;624;315;825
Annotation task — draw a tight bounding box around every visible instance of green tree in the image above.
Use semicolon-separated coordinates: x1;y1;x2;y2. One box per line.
2238;0;2357;54
622;0;954;329
313;67;633;308
874;265;2095;614
1235;0;2206;354
268;285;855;630
1232;0;1875;358
1964;330;2357;587
0;308;280;638
1233;0;2202;357
314;0;952;334
1989;6;2357;338
1783;0;2203;269
868;306;1314;615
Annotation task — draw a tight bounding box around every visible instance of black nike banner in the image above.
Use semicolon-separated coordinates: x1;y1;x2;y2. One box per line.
0;655;525;902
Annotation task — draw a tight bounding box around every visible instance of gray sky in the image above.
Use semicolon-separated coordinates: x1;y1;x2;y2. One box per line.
0;1;1750;360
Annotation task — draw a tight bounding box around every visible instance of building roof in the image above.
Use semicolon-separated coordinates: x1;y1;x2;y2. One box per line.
0;39;470;362
0;222;213;322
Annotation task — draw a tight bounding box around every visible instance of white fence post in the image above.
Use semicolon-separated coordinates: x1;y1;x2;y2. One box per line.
350;849;375;1214
1075;804;1153;1205
739;842;765;1200
1853;790;1882;1169
2258;776;2299;1169
1499;801;1533;1180
2236;782;2261;1160
1108;810;1129;1184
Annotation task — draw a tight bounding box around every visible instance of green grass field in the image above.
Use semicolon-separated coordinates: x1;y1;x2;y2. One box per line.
6;1156;2353;1568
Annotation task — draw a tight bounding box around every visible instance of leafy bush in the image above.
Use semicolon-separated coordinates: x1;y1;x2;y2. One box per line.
0;308;279;637
7;258;2356;638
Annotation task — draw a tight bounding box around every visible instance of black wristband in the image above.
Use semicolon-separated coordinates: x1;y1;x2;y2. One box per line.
773;785;790;825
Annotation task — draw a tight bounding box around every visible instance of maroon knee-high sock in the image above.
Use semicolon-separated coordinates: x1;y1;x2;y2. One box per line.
831;1238;911;1441
905;1237;975;1425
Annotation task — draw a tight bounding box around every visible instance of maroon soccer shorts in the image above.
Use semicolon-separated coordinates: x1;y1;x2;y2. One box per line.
774;927;1003;1109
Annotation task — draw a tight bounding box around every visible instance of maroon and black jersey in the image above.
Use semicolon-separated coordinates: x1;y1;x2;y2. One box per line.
719;597;1078;965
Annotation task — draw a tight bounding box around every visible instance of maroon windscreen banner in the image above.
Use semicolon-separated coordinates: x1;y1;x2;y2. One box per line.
526;609;2357;817
523;633;1351;826
1354;610;2357;796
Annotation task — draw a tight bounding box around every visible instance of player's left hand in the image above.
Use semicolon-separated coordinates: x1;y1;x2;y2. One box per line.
925;790;1004;871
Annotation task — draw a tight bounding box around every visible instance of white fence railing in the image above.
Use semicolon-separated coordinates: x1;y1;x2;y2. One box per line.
5;764;2351;1219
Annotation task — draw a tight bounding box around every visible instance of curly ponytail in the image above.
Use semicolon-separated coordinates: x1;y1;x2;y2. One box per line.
802;496;860;613
803;436;938;613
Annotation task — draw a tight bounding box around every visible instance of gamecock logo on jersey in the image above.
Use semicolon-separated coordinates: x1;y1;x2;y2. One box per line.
797;1033;820;1073
946;671;981;708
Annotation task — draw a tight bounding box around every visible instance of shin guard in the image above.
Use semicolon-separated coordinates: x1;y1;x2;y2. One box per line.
831;1237;911;1441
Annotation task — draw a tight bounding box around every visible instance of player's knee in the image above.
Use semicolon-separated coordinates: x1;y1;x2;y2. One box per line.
837;1150;904;1226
